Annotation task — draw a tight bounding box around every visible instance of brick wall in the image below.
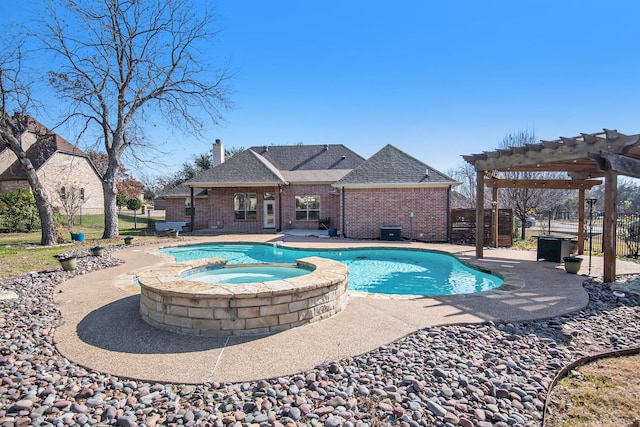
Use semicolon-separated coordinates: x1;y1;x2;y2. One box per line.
280;184;340;230
0;181;28;193
165;198;190;223
341;187;450;241
167;184;341;232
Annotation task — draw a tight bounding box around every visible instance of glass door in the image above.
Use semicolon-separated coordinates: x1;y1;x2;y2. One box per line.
264;201;275;228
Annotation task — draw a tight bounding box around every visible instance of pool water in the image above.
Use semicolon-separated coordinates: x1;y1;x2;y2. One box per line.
182;265;309;284
159;243;503;296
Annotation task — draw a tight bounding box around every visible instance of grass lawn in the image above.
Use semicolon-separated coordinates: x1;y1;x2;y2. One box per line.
546;354;640;426
0;212;165;280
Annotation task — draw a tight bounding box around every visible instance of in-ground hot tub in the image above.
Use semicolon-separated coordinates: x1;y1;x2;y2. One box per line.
138;256;349;336
182;264;311;284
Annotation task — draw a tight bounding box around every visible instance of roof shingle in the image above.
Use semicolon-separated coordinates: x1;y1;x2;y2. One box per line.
334;144;457;187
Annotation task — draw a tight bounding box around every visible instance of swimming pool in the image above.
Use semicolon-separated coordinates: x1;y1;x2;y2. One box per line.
159;243;503;296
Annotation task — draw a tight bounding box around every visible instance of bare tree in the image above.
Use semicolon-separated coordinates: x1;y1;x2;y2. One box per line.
40;0;232;238
0;45;59;245
447;162;492;208
498;129;561;239
56;185;87;227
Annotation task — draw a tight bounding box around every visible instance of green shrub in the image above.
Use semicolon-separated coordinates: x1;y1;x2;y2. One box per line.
0;188;40;232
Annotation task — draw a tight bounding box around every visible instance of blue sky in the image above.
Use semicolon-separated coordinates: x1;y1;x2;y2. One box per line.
3;1;640;179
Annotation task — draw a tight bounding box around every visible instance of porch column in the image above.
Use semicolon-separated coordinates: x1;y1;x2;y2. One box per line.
476;171;484;258
277;185;282;232
189;186;195;232
603;169;617;282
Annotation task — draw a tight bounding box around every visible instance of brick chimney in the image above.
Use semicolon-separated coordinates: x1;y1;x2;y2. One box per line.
213;139;225;166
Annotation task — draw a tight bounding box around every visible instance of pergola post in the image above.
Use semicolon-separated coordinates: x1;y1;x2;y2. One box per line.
476;171;484;258
577;189;585;254
603;169;618;282
492;186;499;248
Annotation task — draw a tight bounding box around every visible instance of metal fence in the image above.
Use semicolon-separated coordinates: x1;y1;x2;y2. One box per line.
0;207;164;232
534;211;640;259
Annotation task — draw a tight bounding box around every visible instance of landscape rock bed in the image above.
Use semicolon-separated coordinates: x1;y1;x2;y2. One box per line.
1;245;639;426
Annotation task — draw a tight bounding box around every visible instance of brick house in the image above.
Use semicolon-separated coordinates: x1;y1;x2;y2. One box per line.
0;117;104;213
163;142;458;241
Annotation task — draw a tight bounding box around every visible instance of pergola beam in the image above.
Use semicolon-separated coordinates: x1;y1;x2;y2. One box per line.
484;178;602;190
598;151;640;179
467;133;640;171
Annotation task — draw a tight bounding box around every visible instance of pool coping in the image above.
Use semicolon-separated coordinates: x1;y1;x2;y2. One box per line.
146;241;523;299
53;235;640;384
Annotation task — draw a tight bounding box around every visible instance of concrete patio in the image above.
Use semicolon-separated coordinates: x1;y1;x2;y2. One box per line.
53;235;640;384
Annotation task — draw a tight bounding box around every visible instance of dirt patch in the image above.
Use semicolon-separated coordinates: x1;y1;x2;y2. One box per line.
545;353;640;427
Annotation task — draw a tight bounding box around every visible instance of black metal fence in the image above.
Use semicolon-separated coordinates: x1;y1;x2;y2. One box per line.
536;211;640;259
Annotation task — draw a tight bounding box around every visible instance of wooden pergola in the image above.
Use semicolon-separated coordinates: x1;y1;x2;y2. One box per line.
463;129;640;283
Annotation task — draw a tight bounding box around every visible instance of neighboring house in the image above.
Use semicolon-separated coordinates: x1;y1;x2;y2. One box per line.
163;143;458;241
0;117;104;213
152;195;166;211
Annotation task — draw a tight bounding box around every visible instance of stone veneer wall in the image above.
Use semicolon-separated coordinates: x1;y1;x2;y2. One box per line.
138;256;349;336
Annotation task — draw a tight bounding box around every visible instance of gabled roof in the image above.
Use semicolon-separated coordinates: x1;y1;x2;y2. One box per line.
0;121;96;181
185;144;366;187
186;149;287;187
249;144;365;171
334;144;458;188
162;184;207;198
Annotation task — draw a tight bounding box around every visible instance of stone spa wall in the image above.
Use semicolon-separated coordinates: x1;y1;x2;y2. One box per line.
138;256;349;336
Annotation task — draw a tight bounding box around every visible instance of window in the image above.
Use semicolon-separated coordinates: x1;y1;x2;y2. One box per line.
295;195;320;220
185;199;193;216
234;193;257;220
264;192;275;200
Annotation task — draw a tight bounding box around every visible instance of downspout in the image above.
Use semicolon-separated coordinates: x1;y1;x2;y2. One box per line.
277;184;282;232
189;186;195;232
341;187;346;238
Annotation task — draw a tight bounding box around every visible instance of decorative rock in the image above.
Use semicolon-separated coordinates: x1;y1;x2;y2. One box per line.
2;256;640;427
288;407;301;420
426;400;447;417
325;415;344;427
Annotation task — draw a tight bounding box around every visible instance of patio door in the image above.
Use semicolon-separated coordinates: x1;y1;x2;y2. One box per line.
264;201;275;228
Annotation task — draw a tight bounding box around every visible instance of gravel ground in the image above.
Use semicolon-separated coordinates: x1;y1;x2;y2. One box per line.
1;246;639;427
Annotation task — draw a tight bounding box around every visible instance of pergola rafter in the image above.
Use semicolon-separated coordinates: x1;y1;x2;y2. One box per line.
464;129;640;283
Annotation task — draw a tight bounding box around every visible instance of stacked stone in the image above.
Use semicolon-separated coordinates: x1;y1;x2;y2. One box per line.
1;246;639;427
